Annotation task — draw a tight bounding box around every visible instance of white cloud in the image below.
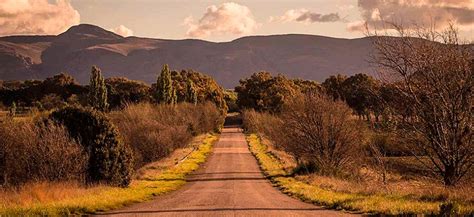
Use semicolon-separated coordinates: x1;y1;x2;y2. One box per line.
0;0;80;36
110;25;134;37
348;0;474;32
184;2;259;38
270;9;342;24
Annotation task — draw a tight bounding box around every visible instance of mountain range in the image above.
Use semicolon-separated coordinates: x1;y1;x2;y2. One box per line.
0;24;376;88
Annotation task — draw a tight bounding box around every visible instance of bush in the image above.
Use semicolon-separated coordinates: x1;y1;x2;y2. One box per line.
49;107;133;187
280;94;366;175
0;121;87;187
110;102;223;169
243;94;366;175
241;109;286;148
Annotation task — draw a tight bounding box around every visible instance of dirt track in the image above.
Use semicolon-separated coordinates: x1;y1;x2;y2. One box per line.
101;126;356;216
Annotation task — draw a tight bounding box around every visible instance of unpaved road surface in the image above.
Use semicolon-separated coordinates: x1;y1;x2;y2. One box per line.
102;126;356;216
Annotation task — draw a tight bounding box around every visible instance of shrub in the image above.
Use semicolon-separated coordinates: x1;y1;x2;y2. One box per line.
39;93;67;111
110;102;223;169
49;107;133;187
0;121;87;187
279;93;366;175
241;109;285;148
244;94;366;175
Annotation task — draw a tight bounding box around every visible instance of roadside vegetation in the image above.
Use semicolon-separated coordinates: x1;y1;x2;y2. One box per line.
0;64;225;215
247;134;473;215
240;25;473;215
0;134;218;215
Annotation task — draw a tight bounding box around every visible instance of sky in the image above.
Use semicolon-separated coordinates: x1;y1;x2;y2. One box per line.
0;0;473;42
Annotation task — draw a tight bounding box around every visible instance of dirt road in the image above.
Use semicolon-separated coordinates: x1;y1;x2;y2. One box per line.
102;126;356;216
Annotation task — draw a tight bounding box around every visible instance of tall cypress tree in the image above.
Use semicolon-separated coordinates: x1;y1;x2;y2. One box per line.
88;66;109;111
156;64;174;104
171;88;177;105
8;102;16;117
186;79;198;105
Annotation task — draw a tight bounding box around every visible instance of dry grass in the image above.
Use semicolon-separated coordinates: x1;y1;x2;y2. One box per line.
109;102;222;169
247;134;474;215
0;134;218;215
135;134;209;180
299;174;473;204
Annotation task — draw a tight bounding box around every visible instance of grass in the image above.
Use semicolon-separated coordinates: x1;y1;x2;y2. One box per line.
246;134;474;215
0;133;218;216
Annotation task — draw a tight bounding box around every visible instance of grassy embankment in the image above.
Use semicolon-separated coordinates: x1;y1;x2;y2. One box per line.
0;134;218;216
246;134;473;215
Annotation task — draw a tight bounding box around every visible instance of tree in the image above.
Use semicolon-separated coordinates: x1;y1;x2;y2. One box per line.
185;79;197;105
371;24;473;186
341;73;380;121
322;74;347;101
88;66;109;111
105;77;152;109
156;64;175;104
224;89;238;112
8;102;16;117
162;69;227;112
235;72;301;112
49;107;133;187
0;73;86;108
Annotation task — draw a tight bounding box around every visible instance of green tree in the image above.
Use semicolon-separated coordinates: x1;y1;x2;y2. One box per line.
235;72;302;112
8;102;16;117
185;79;198;105
88;66;109;111
223;89;238;112
49;107;133;187
156;64;175;104
105;77;152;109
159;69;227;112
322;74;347;101
171;88;177;105
341;73;379;120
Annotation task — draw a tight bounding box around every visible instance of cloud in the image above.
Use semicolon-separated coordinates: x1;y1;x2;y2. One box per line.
184;2;259;38
0;0;80;36
348;0;474;31
110;25;134;37
270;9;343;24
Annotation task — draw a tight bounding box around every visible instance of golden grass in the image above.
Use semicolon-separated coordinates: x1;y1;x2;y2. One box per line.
246;134;474;215
0;134;218;216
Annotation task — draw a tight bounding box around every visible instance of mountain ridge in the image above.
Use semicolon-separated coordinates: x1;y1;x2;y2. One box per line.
0;24;376;88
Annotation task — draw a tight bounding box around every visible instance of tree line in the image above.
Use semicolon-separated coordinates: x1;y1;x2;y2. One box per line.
0;64;227;114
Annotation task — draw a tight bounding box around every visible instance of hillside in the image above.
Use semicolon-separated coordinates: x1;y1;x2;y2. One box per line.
0;24;375;88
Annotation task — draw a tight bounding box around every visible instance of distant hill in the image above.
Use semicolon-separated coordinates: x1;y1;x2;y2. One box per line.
0;24;376;88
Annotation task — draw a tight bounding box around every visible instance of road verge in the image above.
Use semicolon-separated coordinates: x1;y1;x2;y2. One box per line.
1;134;219;216
245;134;472;215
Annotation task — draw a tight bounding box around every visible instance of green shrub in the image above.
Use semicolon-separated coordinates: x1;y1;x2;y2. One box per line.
49;107;133;187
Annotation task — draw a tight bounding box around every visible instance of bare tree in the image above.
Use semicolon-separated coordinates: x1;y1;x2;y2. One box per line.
279;93;365;175
370;24;473;186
